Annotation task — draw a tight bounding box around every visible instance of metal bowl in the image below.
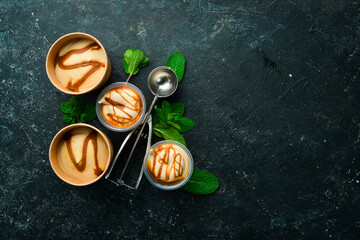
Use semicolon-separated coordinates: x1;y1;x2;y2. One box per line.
143;140;194;190
96;82;146;132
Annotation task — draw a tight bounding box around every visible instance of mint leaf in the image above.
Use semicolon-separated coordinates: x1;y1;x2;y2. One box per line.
124;49;149;76
155;107;167;127
162;100;172;116
174;117;195;132
62;114;75;124
166;51;185;82
60;96;96;125
80;104;96;122
181;169;219;195
153;129;163;138
171;103;184;117
69;96;77;105
151;100;193;144
69;96;84;117
60;102;72;114
152;111;160;125
170;112;181;120
167;121;181;130
153;124;186;146
139;56;150;67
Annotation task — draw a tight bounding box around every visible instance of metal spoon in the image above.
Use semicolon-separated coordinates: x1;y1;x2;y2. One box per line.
117;66;178;189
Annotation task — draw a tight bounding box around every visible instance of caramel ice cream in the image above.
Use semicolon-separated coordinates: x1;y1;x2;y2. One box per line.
57;127;109;182
146;143;191;185
55;38;106;92
98;86;143;128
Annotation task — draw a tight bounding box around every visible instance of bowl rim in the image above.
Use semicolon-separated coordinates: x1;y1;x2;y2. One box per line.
48;123;113;186
45;32;110;95
143;140;194;190
96;82;147;132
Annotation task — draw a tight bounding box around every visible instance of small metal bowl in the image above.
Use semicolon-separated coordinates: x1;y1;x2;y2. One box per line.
143;140;194;190
96;82;146;132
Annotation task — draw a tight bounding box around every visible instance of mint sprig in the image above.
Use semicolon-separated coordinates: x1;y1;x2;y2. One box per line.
124;49;149;82
60;96;96;124
153;123;186;146
152;100;194;146
166;51;185;82
181;169;219;195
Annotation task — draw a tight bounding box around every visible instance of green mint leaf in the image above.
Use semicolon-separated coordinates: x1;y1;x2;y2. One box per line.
61;96;96;124
124;49;149;76
62;114;75;125
167;113;173;121
69;96;84;107
139;56;150;67
152;111;160;125
124;60;129;75
161;100;172;116
155;107;167;127
181;169;219;195
174;117;195;132
170;112;181;120
69;96;77;105
69;96;84;117
171;103;185;117
167;121;181;130
166;51;185;82
80;104;96;122
153;129;163;138
60;102;72;114
153;124;186;146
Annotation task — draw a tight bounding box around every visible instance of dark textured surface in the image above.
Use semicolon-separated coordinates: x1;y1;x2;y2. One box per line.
1;0;360;239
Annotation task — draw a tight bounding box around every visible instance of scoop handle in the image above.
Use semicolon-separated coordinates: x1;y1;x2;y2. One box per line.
118;94;158;183
134;115;153;189
104;126;138;181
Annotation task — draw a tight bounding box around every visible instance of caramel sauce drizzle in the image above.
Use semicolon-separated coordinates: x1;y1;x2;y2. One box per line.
147;145;184;185
101;86;142;128
56;42;105;92
64;130;103;176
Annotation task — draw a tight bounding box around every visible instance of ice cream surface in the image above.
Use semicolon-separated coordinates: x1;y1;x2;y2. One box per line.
57;127;109;181
98;86;143;128
146;143;191;185
55;38;106;92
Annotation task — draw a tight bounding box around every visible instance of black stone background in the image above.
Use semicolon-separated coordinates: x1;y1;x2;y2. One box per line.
1;0;360;239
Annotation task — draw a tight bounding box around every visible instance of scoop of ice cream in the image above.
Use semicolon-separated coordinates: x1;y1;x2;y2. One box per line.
146;144;191;185
55;38;106;92
57;127;109;181
98;86;143;128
